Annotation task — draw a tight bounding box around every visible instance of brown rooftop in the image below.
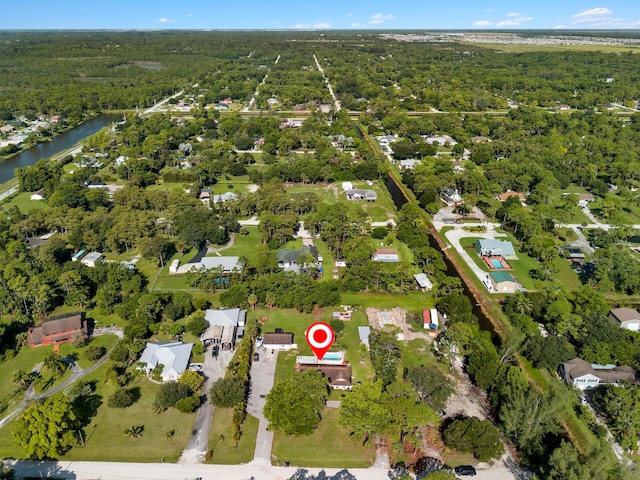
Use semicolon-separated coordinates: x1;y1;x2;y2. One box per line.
28;313;87;347
498;190;525;202
297;363;352;388
610;308;640;322
375;249;398;255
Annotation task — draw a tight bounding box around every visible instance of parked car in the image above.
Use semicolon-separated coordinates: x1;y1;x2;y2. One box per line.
256;337;264;348
454;465;477;476
253;352;260;362
211;345;219;358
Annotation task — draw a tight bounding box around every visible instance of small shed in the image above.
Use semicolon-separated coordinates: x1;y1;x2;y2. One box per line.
414;273;433;291
489;271;517;293
81;251;103;268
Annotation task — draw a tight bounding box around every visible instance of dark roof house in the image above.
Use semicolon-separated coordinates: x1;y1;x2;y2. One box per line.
559;357;637;390
297;363;352;390
28;313;88;348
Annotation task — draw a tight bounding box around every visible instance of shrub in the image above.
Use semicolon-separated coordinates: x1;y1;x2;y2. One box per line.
442;416;504;462
210;376;246;408
176;395;200;413
179;370;205;394
155;381;191;410
108;388;136;408
186;315;209;336
84;346;107;361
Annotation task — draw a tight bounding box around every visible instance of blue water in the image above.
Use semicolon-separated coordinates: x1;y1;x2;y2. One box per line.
491;259;504;269
323;352;342;360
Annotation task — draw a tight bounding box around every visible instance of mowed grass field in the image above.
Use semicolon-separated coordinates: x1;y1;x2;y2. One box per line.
271;408;375;468
207;408;259;464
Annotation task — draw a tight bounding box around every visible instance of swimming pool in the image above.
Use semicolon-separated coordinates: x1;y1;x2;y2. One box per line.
491;259;504;269
323;352;344;361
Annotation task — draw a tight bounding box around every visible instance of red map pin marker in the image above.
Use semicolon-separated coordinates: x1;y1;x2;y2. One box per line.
306;322;335;361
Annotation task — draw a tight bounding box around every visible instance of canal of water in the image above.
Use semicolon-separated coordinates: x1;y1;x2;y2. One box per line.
0;115;119;184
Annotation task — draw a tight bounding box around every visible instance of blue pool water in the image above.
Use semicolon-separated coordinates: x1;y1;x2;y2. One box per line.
491;259;504;269
323;352;343;361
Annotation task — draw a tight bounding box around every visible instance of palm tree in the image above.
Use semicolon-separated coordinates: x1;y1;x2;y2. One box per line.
43;354;68;378
265;291;277;310
247;293;258;310
123;425;144;438
511;291;533;316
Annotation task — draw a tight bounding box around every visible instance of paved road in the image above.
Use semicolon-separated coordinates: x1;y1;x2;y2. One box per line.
247;347;278;465
179;348;233;464
9;460;390;480
313;54;341;111
0;186;18;202
143;90;185;115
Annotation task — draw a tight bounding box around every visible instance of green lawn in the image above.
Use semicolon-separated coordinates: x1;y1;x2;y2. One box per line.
458;236;541;290
207;408;259;464
222;227;262;261
0;346;55;411
271;408;375;468
340;292;435;313
57;334;119;369
2;192;50;213
285;184;336;203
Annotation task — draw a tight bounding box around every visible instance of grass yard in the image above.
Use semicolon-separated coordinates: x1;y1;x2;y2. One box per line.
2;192;50;213
340;292;435;313
57;334;119;369
0;346;55;411
271;408;375;468
60;368;194;463
285;183;336;203
221;227;262;261
458;236;541;290
207;408;259;464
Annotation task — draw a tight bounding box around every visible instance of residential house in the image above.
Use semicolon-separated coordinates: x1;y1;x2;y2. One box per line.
202;308;246;351
609;308;640;331
424;135;457;146
414;273;433;292
280;118;304;129
469;136;492;143
341;181;353;191
81;251;103;268
213;192;238;203
559;357;637;390
262;330;297;350
563;246;586;264
475;239;517;259
277;246;321;273
497;190;526;205
0;125;15;134
399;159;422;170
267;97;278;107
345;189;377;201
174;256;243;275
296;362;353;389
372;249;399;263
577;193;595;207
28;313;88;348
30;189;45;201
441;188;462;205
489;271;517;293
71;249;86;262
138;341;193;382
558;104;571;111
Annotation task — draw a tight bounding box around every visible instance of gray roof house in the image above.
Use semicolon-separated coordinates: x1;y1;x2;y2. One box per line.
414;273;434;291
174;256;243;274
559;358;636;390
609;308;640;331
441;188;462;205
277;246;321;273
213;192;238;203
475;239;517;259
345;189;377;201
203;308;246;351
139;341;193;382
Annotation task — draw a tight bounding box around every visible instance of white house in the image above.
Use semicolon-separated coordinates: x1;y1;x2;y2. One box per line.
174;256;243;275
30;189;45;201
609;308;640;331
559;358;636;390
213;192;238;203
80;251;103;268
262;330;297;350
372;249;399;262
139;341;193;382
399;159;421;170
341;181;353;191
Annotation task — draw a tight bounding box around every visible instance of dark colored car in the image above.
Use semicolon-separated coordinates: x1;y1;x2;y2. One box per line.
254;352;260;362
455;465;477;476
211;345;219;358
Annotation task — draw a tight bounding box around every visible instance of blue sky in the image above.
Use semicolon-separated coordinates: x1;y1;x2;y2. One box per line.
1;1;639;30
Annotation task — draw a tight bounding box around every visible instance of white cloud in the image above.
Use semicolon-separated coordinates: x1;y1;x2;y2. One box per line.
473;20;493;27
369;13;395;25
507;12;520;17
570;7;639;28
156;17;173;23
496;15;533;27
293;22;331;29
351;22;365;28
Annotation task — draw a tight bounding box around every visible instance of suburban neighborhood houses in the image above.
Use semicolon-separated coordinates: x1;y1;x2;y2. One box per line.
2;26;640;480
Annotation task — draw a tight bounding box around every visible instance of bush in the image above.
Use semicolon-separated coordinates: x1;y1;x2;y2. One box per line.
193;297;209;310
84;346;107;361
176;395;200;413
108;388;136;408
155;381;191;410
179;370;205;394
210;376;246;408
442;416;504;462
186;315;209;337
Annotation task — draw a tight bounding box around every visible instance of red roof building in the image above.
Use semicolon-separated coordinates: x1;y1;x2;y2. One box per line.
28;313;88;348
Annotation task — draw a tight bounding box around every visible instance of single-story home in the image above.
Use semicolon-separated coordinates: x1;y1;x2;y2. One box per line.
469;136;491;143
296;363;352;390
277;246;321;273
441;188;462;205
372;249;399;263
609;308;640;331
138;341;193;382
559;357;637;390
28;312;88;348
424;135;457;146
399;159;422;170
81;251;103;268
564;246;586;263
475;239;517;259
202;308;246;351
497;190;526;205
345;189;377;201
489;271;517;293
213;192;238;203
414;273;433;291
262;330;297;350
174;256;243;275
30;189;45;201
341;181;353;191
